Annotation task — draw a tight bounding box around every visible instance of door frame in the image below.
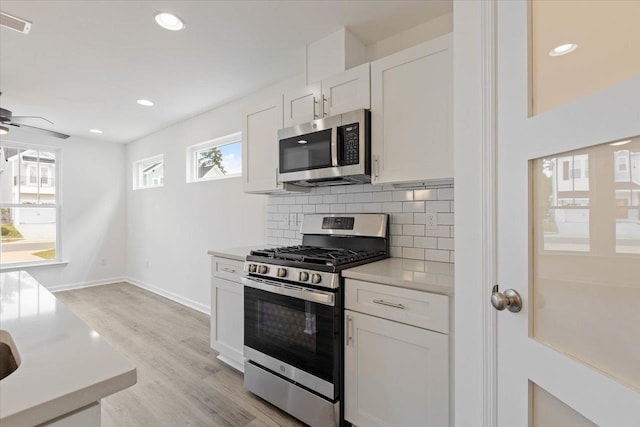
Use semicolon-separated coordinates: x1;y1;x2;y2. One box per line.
454;1;499;426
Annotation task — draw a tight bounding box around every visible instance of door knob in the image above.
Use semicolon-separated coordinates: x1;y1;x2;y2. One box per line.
491;284;522;313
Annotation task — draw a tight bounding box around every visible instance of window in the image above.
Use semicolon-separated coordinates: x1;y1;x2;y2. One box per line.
133;154;164;190
1;144;61;266
187;132;241;183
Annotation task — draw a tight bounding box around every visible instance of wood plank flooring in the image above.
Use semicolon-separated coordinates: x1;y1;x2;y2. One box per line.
55;283;304;427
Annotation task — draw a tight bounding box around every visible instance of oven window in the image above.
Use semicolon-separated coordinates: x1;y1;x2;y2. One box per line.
245;287;338;383
279;129;332;173
261;301;317;353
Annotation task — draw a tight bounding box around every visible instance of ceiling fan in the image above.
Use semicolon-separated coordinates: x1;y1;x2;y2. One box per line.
0;93;70;140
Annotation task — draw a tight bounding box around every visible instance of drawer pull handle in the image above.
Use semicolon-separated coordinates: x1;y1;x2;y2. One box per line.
346;315;353;346
373;299;405;309
221;267;236;274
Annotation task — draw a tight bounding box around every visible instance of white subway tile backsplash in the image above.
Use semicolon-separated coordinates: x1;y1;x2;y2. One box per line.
390;213;414;224
383;202;404;212
323;195;338;204
403;201;425;212
354;192;373;203
437;237;454;250
331;204;346;213
438;188;454;200
391;235;413;247
425;249;450;263
414;236;437;249
425;201;450;212
393;190;414;201
267;184;455;263
414;189;438;201
403;224;425;236
403;247;425;260
438;213;454;225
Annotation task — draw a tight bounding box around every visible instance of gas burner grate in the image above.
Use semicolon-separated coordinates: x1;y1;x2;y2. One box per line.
250;246;386;267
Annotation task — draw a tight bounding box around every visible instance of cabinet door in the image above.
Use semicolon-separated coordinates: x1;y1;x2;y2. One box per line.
344;310;449;427
210;276;244;372
283;82;321;127
370;33;453;185
321;63;370;117
242;96;283;193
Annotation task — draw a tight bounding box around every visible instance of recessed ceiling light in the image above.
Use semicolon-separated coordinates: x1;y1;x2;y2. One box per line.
549;43;578;57
90;129;103;134
610;140;631;147
137;99;155;107
154;12;185;31
0;125;8;135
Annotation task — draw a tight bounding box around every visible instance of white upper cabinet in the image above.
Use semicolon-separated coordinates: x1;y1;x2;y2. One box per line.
370;33;453;186
242;96;285;193
283;82;322;127
283;63;370;127
321;63;370;117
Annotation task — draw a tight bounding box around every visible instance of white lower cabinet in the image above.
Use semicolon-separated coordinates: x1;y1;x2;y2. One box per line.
210;256;245;372
344;280;450;427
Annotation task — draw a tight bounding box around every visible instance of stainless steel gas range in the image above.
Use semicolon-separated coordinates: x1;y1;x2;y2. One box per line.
242;213;389;427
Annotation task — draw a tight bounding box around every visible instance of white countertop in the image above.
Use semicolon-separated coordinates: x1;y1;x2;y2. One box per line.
208;244;271;262
0;271;137;426
343;258;455;296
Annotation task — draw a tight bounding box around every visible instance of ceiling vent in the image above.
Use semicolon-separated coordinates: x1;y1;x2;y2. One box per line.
1;11;32;34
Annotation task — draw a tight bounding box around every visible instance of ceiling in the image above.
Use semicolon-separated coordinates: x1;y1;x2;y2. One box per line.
0;1;451;144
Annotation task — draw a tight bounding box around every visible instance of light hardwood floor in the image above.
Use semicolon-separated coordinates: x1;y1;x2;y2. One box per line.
55;283;304;427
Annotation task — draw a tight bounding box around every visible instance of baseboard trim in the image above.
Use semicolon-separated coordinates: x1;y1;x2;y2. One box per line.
125;277;210;315
49;277;127;293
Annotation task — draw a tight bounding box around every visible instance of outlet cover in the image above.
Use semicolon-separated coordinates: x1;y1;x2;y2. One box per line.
426;212;438;230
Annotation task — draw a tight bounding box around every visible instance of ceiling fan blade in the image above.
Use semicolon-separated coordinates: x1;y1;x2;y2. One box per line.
8;122;70;139
11;115;55;125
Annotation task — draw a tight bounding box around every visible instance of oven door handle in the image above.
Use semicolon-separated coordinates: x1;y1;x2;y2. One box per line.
241;277;336;306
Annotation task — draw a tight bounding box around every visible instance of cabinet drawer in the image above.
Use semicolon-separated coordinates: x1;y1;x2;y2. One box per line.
212;257;245;283
345;279;449;334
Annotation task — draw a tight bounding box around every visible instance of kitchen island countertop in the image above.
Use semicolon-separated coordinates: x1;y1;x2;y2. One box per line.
0;271;136;426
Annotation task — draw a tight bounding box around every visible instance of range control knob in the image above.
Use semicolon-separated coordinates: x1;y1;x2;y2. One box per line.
248;264;257;273
258;265;269;274
299;271;309;282
311;273;322;284
277;268;288;278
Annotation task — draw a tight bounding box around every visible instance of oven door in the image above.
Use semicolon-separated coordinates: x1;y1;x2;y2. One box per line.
242;276;340;399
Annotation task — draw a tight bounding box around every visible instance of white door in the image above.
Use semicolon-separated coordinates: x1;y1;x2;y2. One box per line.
496;1;640;426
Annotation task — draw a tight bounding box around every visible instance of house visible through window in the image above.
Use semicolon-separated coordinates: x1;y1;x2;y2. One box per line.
187;132;241;183
133;154;164;190
1;145;60;266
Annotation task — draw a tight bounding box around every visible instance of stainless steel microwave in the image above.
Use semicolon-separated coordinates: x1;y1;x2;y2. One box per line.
277;109;370;187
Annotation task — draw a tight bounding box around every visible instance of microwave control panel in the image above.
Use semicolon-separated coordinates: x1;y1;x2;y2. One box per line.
339;123;360;165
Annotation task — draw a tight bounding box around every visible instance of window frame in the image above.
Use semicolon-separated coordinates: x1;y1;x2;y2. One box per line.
186;132;242;183
133;154;165;190
0;141;63;269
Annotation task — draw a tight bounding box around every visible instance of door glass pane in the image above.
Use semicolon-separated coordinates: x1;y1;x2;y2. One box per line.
532;136;640;391
531;382;597;427
531;0;640;115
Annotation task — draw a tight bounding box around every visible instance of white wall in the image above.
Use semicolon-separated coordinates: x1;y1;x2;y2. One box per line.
1;128;127;290
125;74;305;313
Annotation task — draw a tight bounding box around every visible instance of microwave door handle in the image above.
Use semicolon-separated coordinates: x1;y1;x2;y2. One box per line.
331;126;339;167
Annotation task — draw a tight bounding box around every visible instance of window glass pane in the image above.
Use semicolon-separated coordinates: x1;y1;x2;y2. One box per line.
1;207;57;264
136;157;164;189
194;141;241;181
